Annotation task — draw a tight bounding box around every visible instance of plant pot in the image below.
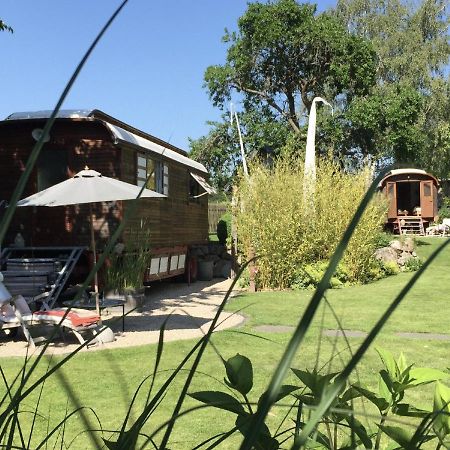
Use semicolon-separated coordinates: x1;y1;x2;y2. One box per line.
123;287;145;310
198;260;214;281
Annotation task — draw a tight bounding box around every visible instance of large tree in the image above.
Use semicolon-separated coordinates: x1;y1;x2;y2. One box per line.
192;0;377;185
204;0;377;133
335;0;450;173
191;0;449;184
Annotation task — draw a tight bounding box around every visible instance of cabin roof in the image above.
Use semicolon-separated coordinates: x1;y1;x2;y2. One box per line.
379;168;439;188
4;109;208;174
6;110;93;120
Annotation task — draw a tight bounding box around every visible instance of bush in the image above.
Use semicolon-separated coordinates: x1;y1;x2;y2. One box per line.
292;261;351;289
403;256;423;272
235;156;387;289
217;211;232;246
438;195;450;219
216;219;228;245
381;260;400;276
374;231;394;248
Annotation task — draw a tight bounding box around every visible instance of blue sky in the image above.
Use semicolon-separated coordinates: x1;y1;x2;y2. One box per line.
1;0;335;151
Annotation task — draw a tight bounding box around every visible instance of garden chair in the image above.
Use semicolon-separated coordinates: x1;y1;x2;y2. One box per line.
441;218;450;237
1;275;101;347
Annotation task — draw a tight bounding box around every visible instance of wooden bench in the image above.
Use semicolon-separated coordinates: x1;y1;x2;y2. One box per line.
2;258;58;307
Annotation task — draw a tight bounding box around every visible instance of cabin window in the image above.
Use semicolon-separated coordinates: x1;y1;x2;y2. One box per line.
136;153;168;195
37;149;68;191
387;183;394;197
162;163;169;196
189;172;200;202
423;182;431;197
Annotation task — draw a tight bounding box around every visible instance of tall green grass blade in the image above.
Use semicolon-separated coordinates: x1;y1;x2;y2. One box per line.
27;359;53;449
108;317;170;446
52;363;104;449
238;168;390;450
293;237;450;448
110;334;211;448
147;315;170;405
158;258;256;450
35;407;101;450
192;430;237;450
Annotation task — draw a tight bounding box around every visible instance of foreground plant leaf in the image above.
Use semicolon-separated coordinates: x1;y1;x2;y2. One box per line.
409;367;450;386
236;413;279;450
188;391;246;416
433;382;450;440
378;424;434;449
224;354;253;396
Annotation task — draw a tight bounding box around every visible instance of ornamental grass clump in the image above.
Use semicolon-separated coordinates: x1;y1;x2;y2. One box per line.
235;157;387;289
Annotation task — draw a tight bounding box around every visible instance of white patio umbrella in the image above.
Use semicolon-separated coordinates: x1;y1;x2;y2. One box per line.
17;167;165;314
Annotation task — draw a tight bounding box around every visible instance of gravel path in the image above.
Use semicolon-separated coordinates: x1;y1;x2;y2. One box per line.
0;279;245;358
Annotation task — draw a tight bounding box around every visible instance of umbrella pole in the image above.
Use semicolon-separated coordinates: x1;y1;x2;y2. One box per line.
89;204;100;316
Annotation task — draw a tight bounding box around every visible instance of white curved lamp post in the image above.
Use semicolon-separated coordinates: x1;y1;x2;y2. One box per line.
303;97;333;210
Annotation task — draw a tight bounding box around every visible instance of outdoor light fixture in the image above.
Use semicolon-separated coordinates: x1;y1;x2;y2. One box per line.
31;128;50;143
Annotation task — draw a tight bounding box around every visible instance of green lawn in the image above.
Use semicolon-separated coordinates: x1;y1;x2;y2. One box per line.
1;237;449;448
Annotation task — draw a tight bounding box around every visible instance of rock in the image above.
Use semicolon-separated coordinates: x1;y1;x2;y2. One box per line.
398;252;414;266
402;237;415;253
390;238;415;253
94;326;115;344
389;240;404;252
374;246;398;264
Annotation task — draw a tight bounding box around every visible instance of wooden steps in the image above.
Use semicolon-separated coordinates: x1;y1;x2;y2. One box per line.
396;217;425;235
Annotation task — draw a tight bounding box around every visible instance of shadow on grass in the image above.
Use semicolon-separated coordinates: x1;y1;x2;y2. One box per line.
415;239;431;246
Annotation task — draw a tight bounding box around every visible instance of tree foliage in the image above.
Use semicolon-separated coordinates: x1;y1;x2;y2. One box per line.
204;0;376;132
191;0;450;186
189;108;290;190
0;19;13;33
335;0;450;173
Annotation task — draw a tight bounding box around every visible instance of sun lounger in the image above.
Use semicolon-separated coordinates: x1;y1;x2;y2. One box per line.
1;275;101;347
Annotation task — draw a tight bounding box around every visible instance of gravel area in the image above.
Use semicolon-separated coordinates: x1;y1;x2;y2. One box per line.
0;279;245;358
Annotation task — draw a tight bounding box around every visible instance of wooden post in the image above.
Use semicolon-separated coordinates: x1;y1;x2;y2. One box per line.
248;246;257;293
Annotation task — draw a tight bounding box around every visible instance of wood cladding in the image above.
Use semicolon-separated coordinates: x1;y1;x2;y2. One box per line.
0;117;208;251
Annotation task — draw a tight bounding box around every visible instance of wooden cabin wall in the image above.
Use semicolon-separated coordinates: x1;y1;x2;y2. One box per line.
0;120;209;253
0;120;121;249
120;146;208;249
381;173;439;222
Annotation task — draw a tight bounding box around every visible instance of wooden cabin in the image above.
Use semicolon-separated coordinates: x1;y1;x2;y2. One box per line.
379;168;439;235
0;109;215;284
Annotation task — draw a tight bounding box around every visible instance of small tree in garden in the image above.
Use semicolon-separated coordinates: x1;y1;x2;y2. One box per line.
235;156;387;289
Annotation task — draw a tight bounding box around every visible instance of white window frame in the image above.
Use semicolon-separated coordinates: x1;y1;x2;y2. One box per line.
136;153;169;196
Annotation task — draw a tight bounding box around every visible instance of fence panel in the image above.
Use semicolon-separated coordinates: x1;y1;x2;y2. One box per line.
208;202;228;234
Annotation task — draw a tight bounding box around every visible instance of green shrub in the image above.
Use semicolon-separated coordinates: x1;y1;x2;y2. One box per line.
292;262;352;289
381;260;400;276
438;195;450;219
403;256;423;272
105;225;152;292
374;230;393;248
216;219;228;245
235;156;387;289
219;211;232;236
